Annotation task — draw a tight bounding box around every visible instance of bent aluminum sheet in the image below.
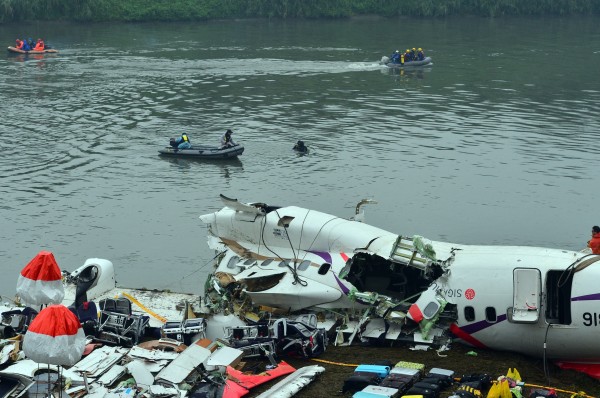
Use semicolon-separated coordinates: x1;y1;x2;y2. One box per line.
126;360;154;389
70;346;129;378
128;346;179;361
255;365;325;398
155;342;211;386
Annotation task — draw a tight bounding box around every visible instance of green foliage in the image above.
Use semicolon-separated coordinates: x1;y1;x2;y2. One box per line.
1;0;598;22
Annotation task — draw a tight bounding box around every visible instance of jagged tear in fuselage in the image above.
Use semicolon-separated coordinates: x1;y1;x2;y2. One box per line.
342;251;444;302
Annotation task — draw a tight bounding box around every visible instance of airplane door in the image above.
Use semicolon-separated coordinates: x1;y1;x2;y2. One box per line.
510;268;541;323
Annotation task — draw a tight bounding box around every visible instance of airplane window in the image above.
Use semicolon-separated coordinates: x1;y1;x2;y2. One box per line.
423;301;441;319
278;260;290;268
297;260;311;271
464;306;475;322
318;263;331;275
243;259;256;266
261;259;273;266
226;256;240;269
485;307;497;323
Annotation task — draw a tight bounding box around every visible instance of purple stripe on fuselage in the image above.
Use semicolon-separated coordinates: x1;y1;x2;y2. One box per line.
572;293;600;301
308;250;350;294
308;250;332;264
333;274;350;295
459;314;507;335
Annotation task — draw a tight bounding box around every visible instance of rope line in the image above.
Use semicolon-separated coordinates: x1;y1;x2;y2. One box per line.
311;358;358;367
121;291;168;323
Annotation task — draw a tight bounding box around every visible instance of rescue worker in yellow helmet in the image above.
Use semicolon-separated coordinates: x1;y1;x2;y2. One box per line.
417;47;425;61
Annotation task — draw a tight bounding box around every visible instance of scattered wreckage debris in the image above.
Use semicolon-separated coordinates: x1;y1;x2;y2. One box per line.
0;331;324;397
0;293;328;397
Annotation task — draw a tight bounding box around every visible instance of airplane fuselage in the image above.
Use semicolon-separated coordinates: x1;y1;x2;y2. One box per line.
200;197;600;362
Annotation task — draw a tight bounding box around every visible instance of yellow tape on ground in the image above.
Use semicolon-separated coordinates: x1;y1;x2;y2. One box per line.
311;358;358;367
522;383;596;398
121;292;168;323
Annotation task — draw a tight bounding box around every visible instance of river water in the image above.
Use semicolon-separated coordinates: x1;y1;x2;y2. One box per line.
1;17;599;297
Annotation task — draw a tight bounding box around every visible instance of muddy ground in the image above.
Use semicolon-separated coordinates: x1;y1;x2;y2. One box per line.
244;343;600;398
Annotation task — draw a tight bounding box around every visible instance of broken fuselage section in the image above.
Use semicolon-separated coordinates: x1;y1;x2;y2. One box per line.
200;195;457;347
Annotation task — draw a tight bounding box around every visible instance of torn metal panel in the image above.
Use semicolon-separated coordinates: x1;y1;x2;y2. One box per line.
126;360;154;389
385;323;403;340
97;364;126;386
254;365;325;398
128;346;179;361
70;346;128;378
155;341;211;386
137;338;187;353
363;318;386;339
204;346;244;373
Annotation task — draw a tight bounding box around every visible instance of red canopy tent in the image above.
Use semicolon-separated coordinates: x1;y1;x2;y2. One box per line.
16;251;65;305
23;304;86;366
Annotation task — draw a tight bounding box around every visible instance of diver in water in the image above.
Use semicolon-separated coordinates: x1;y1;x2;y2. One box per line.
293;140;308;154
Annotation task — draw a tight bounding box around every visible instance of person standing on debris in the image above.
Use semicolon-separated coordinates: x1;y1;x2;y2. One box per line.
588;226;600;254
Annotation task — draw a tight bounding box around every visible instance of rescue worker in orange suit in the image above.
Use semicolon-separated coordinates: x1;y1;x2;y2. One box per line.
588;226;600;254
16;39;31;51
33;39;45;51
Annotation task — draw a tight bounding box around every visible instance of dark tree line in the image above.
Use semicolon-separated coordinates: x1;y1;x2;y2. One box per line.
1;0;598;23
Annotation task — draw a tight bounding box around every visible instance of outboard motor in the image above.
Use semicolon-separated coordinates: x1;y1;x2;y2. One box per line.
73;265;98;308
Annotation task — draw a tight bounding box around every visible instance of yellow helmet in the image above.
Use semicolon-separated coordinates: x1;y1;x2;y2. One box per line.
412;47;416;51
418;48;422;51
406;49;410;52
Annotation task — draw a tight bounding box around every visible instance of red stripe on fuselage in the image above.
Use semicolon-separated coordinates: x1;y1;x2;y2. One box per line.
450;323;487;349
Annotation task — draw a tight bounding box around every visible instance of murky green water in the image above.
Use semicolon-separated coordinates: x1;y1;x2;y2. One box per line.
1;16;599;295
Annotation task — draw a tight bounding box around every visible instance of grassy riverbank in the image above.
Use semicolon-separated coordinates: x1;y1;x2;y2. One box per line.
1;0;599;23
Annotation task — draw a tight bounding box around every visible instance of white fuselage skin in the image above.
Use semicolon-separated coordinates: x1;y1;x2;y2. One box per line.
200;201;600;363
